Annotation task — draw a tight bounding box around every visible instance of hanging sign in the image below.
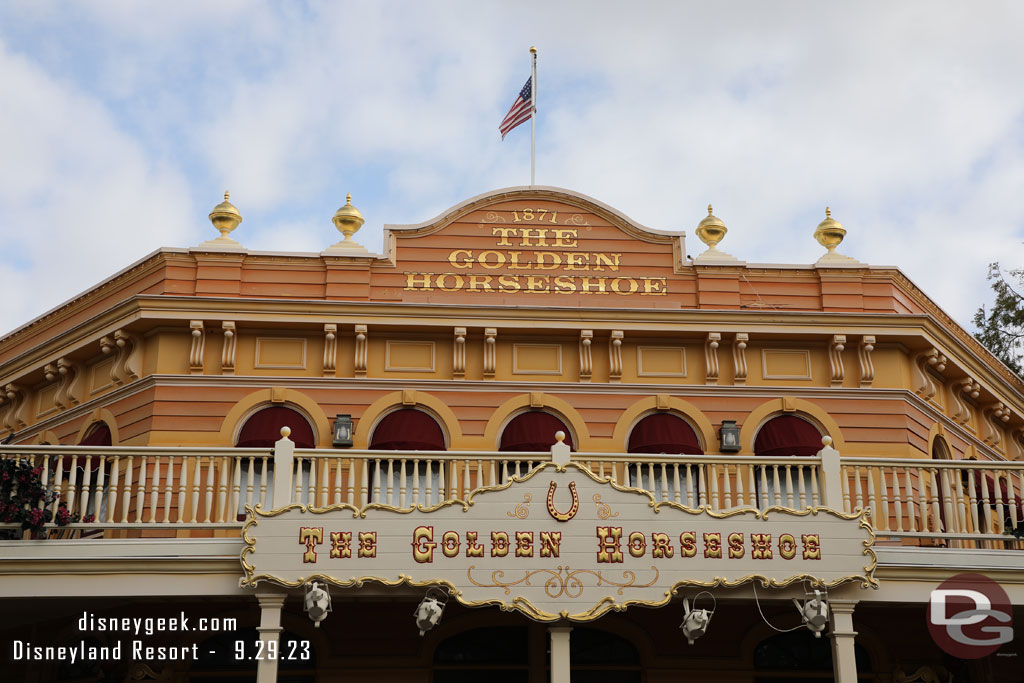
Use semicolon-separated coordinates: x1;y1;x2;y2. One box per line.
240;463;876;622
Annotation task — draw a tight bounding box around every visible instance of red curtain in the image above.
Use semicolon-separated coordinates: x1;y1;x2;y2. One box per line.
78;423;112;446
370;409;446;451
754;416;822;457
627;413;703;454
500;412;572;452
236;407;315;449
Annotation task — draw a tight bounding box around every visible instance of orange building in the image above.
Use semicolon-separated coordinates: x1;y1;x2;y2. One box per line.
1;187;1022;682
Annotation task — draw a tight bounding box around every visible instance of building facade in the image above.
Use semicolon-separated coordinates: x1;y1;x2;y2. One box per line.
1;187;1022;682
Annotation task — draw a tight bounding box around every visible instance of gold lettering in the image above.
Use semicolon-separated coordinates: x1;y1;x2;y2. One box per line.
404;272;433;291
610;277;639;295
491;531;510;557
596;526;623;563
515;531;534;557
553;276;576;294
539;531;561;558
465;531;485;557
448;249;473;268
436;273;464;292
534;251;562;270
492;227;517;246
580;277;608;294
651;532;673;558
728;532;744;559
442;530;460;558
641;277;667;296
468;274;494;292
508;251;533;270
680;531;697;557
779;533;797;560
358;531;377;558
519;228;549;246
564;252;590;270
802;534;821;560
525;275;550;293
498;274;521;292
331;531;352;559
477;250;505;269
628;531;646;558
411;526;435;563
551;229;577;248
300;527;323;563
752;533;772;559
593;253;621;271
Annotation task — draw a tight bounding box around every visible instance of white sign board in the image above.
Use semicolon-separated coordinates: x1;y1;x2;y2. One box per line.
241;463;876;621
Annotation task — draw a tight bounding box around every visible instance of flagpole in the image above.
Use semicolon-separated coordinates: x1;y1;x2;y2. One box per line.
530;46;537;186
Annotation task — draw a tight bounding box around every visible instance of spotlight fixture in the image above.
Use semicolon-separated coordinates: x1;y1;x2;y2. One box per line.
719;420;740;452
793;588;829;638
332;414;354;447
679;592;716;645
414;587;449;636
304;581;332;628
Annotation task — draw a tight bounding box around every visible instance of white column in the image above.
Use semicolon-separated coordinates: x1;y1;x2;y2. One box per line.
829;600;859;683
549;626;572;683
256;592;286;683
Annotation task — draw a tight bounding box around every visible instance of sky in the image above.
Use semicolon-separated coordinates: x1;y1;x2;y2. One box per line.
2;1;1024;337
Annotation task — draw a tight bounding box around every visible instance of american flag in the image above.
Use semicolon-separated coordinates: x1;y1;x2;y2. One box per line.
499;77;533;140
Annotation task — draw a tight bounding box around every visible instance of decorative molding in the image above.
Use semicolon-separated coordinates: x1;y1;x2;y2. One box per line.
221;322;237;375
254;337;307;370
732;333;749;385
636;346;687;378
911;348;946;401
857;335;875;387
981;402;1010;448
323;324;337;377
2;384;27;432
760;349;813;380
829;334;846;386
100;329;140;386
453;327;466;378
483;328;497;379
384;340;436;372
950;378;980;426
53;357;82;410
354;325;368;377
608;331;624;383
189;321;205;375
704;333;721;385
579;330;593;383
512;344;562;375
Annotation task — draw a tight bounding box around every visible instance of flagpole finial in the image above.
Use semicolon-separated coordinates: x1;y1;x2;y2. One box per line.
530;46;537;54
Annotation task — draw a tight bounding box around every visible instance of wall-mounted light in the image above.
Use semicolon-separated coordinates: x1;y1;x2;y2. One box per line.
304;581;332;627
719;420;740;452
332;414;353;447
414;587;449;636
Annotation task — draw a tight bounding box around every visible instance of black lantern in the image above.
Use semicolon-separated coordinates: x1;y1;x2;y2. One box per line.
719;420;740;452
332;414;353;447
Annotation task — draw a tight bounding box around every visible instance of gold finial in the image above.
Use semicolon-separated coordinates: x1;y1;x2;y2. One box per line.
814;206;846;253
696;204;727;249
208;190;242;240
530;46;537;54
331;192;366;247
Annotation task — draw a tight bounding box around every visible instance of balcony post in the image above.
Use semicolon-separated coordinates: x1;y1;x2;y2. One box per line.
549;626;572;683
817;436;843;509
551;431;571;466
829;599;859;683
273;428;295;509
256;591;286;683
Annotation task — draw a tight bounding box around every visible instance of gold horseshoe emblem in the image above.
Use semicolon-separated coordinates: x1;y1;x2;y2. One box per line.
546;481;580;522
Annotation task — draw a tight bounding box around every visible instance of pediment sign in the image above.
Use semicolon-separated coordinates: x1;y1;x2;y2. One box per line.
379;188;688;306
240;463;877;622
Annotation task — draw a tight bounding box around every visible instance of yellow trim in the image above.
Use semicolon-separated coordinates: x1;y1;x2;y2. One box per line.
34;430;59;445
739;398;846;455
610;397;716;454
353;391;464;449
74;407;120;445
481;393;590;450
217;388;331;448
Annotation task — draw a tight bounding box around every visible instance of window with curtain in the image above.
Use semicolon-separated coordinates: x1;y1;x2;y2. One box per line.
626;413;703;504
235;406;316;517
369;409;447;506
753;415;823;509
499;412;572;452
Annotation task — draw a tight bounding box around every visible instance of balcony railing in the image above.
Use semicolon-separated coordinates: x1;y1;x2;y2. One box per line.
1;436;1021;550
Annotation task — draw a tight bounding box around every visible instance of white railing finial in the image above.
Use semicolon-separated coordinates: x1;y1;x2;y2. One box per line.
817;435;842;509
273;427;295;509
551;431;570;466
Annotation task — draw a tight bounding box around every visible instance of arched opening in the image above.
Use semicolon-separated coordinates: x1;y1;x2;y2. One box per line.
499;412;573;452
235;406;316;517
567;627;641;682
59;422;113;530
369;409;447;506
754;629;873;681
626;413;703;503
753;415;823;509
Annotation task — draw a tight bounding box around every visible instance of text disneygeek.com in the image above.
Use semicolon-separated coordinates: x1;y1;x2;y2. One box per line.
9;611;243;665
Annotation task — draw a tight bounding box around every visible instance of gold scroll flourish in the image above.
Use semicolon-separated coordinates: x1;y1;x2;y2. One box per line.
467;565;660;598
506;493;532;519
562;214;591;226
484;211;506;223
593;494;619;519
